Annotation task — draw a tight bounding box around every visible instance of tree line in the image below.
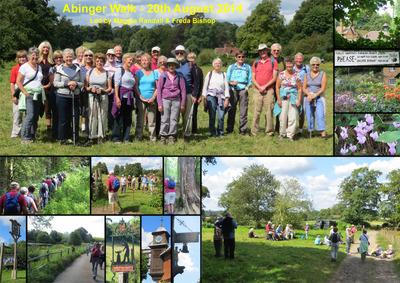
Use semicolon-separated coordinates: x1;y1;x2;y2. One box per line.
0;0;332;61
28;226;93;246
92;161;161;178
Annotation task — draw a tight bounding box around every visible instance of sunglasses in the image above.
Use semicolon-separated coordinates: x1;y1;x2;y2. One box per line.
107;54;115;56
176;52;184;55
312;64;319;66
85;54;93;57
152;50;159;53
237;56;245;59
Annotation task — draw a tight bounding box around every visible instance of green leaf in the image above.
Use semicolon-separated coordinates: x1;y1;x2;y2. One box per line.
376;131;400;143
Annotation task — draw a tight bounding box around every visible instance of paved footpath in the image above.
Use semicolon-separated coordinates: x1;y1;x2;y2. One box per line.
53;253;105;283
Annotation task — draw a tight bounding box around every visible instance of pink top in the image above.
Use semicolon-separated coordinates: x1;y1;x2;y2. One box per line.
165;180;175;193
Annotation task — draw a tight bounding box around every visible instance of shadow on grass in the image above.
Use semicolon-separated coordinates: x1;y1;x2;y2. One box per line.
202;238;345;283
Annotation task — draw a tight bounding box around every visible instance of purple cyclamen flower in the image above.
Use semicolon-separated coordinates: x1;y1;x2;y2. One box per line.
365;124;374;133
388;141;397;156
357;134;366;144
370;97;376;102
357;121;367;128
340;127;348;140
394;122;400;129
340;146;348;155
370;132;378;140
349;144;357;153
365;114;374;125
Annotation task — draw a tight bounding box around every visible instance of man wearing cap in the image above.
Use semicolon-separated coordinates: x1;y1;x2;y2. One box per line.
215;212;237;259
114;45;123;67
0;182;29;215
104;49;120;132
172;45;200;140
252;44;279;137
106;171;123;214
214;215;223;257
151;46;161;70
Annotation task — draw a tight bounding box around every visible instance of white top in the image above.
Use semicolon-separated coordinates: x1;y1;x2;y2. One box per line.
202;71;229;98
19;63;43;88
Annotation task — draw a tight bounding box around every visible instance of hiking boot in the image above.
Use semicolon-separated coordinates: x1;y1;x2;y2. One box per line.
169;136;176;144
86;139;94;146
160;136;167;145
119;206;123;212
60;140;67;145
114;140;122;144
98;137;105;144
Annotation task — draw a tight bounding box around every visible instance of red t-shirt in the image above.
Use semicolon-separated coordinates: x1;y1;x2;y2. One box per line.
107;176;118;193
266;223;272;232
10;64;22;84
151;58;158;71
252;58;279;91
0;190;28;214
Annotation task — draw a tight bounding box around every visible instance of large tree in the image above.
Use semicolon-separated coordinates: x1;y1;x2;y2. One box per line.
219;164;278;228
379;169;400;226
68;230;83;246
272;178;313;229
236;0;284;56
337;167;382;225
178;157;200;214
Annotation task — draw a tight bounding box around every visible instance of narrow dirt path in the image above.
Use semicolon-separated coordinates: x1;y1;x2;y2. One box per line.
53;253;105;283
328;230;399;283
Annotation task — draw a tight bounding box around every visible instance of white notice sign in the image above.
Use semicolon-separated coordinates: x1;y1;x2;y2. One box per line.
335;51;399;66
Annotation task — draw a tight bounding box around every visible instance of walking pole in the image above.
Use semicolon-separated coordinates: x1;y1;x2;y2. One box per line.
185;103;194;133
71;89;76;146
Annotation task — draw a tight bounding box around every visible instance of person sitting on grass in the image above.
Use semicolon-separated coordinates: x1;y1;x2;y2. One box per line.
314;235;323;245
249;228;259;238
370;244;383;257
272;224;282;240
380;245;395;259
277;224;284;239
324;234;330;246
266;221;276;241
286;225;295;240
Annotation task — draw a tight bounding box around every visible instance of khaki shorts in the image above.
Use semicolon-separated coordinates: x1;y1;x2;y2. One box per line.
109;191;119;204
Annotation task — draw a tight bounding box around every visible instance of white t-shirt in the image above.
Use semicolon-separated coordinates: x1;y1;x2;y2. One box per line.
19;63;43;89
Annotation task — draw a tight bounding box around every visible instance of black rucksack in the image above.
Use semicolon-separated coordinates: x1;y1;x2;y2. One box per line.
331;233;339;243
40;183;48;194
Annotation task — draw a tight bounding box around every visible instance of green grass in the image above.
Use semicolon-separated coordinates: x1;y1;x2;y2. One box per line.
0;62;332;155
106;242;140;283
377;230;400;276
1;269;26;282
203;226;345;283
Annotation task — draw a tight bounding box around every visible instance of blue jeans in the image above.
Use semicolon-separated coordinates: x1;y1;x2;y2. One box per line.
207;96;226;137
346;237;351;253
22;93;41;141
92;258;99;277
112;98;132;142
305;96;325;132
56;94;80;141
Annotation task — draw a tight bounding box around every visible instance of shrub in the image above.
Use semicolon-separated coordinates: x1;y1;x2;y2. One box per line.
197;49;217;66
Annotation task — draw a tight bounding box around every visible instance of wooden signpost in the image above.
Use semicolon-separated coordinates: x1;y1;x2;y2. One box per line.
9;219;21;280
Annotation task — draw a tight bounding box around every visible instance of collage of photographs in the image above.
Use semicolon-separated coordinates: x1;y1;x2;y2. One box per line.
1;0;400;283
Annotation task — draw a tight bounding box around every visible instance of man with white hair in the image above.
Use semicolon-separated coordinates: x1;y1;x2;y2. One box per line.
106;171;123;214
294;53;311;135
0;182;29;214
114;45;123;67
269;43;285;133
172;45;200;140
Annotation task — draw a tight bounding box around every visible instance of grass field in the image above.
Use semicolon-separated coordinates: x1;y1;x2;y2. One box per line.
1;269;26;283
0;62;333;155
202;226;346;283
105;242;140;282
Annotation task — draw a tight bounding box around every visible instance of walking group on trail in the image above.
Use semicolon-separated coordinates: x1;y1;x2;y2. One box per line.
106;170;158;214
87;241;105;280
0;172;66;215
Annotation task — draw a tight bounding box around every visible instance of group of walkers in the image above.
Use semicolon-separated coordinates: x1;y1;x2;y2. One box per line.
87;241;105;280
264;221;296;240
10;41;327;145
0;172;66;215
106;170;158;214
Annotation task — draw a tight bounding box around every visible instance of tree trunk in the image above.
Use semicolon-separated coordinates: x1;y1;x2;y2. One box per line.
179;157;200;214
0;158;8;194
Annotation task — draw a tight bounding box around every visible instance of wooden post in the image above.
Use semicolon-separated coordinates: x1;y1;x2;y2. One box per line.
61;250;63;258
0;242;4;283
12;241;17;279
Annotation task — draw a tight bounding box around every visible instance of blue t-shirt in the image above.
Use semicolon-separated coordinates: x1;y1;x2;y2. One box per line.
136;69;158;100
315;238;322;245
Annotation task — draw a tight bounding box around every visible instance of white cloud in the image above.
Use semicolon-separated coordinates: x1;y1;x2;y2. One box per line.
369;158;400;175
142;228;153;249
0;237;5;244
178;251;198;272
307;178;344;210
0;216;26;226
254;157;315;175
333;162;368;175
306;175;331;191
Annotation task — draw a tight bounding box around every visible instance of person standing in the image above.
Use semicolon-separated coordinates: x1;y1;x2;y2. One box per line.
226;50;252;135
151;46;161;70
138;175;142;190
86;243;91;256
106;171;123;214
164;178;175;214
329;227;341;262
215;212;237;259
104;49;119;133
114;45;123;67
294;53;311;135
120;174;127;194
38;41;54;132
91;243;101;279
39;179;49;209
251;44;279;137
305;223;310;239
346;226;352;254
127;175;132;190
351;225;357;244
187;52;204;135
359;229;369;263
213;215;223;257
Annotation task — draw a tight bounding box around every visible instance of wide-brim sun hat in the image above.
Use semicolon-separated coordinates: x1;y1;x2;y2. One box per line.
106;49;116;55
164;58;180;68
256;43;271;51
171;45;189;56
152;46;161;52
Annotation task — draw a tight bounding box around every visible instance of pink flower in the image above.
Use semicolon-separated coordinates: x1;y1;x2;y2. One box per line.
340;127;348;140
388;141;397;156
340;146;348;155
365;114;374;125
370;132;378;140
393;122;400;129
357;134;366;144
365;124;374;133
349;144;357;153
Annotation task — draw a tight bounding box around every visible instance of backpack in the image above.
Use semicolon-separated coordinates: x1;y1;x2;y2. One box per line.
331;233;339;243
4;193;21;214
254;58;275;70
110;176;120;192
40;183;48;195
206;71;226;91
228;63;251;84
167;180;175;189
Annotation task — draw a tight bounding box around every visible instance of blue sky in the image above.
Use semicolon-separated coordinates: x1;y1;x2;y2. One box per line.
142;215;171;283
173;216;200;283
92;157;162;172
202;157;400;211
49;0;302;27
0;216;26;244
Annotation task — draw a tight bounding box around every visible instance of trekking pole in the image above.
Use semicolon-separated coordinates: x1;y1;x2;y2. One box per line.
71;89;76;146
